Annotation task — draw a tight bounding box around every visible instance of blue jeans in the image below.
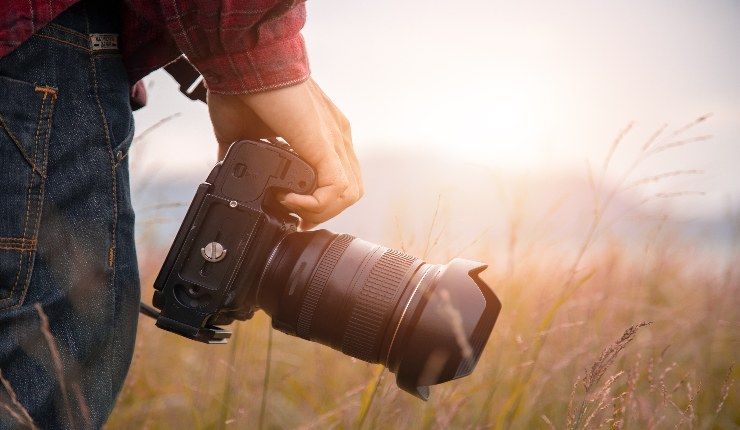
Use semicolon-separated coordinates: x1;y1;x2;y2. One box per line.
0;2;139;429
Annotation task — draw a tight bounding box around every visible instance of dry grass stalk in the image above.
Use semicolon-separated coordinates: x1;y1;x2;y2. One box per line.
34;303;76;429
218;325;241;430
583;322;651;392
647;347;671;395
647;135;712;156
672;379;701;430
608;391;629;430
297;384;365;430
642;123;668;151
258;325;273;430
422;194;443;259
654;191;705;199
540;414;557;430
668;113;712;138
602;122;634;172
71;384;92;430
611;355;641;429
433;394;468;428
714;364;734;415
131;113;182;146
568;323;651;430
581;371;624;429
626;170;704;189
658;362;678;406
438;289;474;359
106;115;735;429
356;366;385;429
0;402;27;428
566;377;581;430
0;369;37;429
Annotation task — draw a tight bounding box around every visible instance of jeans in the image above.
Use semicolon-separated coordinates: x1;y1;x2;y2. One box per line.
0;2;139;428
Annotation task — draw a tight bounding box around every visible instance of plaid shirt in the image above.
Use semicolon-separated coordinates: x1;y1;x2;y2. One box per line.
0;1;309;102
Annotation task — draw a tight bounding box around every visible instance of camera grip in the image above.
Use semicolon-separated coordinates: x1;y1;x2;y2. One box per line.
214;140;316;208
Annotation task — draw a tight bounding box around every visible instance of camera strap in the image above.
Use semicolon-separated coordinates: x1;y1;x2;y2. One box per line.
139;302;159;319
163;56;207;103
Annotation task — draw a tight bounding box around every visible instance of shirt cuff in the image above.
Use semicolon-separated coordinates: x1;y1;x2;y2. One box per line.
192;33;310;95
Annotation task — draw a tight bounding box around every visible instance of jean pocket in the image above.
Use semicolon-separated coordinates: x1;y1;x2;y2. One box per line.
113;110;135;169
0;76;57;311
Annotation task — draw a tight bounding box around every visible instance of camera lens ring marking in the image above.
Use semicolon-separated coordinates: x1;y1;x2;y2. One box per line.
385;265;433;366
296;234;354;339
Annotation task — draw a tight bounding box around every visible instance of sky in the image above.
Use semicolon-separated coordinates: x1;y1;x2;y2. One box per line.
133;0;740;218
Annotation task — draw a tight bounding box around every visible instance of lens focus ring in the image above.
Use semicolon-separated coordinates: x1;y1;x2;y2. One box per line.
296;234;354;338
341;249;416;362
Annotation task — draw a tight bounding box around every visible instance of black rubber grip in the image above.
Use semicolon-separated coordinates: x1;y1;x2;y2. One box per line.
296;234;354;338
341;249;416;362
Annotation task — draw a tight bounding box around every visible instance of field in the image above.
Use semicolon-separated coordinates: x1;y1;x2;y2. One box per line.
106;118;738;429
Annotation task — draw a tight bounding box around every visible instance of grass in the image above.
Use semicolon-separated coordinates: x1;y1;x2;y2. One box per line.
95;116;738;429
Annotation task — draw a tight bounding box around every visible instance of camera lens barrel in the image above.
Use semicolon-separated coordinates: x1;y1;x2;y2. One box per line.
257;230;501;399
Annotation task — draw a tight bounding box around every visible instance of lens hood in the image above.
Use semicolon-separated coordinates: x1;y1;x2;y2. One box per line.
389;259;501;399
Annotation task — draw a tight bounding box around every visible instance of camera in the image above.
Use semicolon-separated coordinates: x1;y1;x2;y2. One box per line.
152;139;501;399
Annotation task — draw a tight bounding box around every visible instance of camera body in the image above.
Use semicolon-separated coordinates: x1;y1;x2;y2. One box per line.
153;139;314;343
153;138;501;399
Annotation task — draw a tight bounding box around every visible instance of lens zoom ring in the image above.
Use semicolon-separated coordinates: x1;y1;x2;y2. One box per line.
341;249;416;362
296;234;354;338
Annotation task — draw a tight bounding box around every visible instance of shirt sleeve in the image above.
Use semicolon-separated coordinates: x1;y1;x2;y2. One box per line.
160;0;310;95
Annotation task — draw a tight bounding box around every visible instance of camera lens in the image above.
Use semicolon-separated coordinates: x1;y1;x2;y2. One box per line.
256;230;501;399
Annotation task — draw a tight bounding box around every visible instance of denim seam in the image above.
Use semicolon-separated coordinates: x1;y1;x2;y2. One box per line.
0;89;55;309
38;90;56;177
0;238;36;251
0;95;42;306
10;92;46;302
0;237;35;243
113;121;135;169
34;33;91;52
0;246;34;253
85;8;118;272
6;166;33;305
0;245;35;250
47;22;87;39
0;113;44;177
20;93;54;307
32;93;46;169
83;5;117;404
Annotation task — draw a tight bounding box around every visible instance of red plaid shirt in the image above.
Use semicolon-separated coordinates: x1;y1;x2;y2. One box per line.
0;1;309;102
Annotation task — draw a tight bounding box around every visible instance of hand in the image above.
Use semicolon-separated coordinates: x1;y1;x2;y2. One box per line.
208;78;363;230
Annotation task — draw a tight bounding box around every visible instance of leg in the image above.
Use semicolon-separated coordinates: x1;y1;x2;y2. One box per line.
0;2;139;428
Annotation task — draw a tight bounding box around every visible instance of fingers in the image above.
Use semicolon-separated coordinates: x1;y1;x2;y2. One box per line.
279;152;353;225
308;81;364;198
307;84;361;206
239;79;364;228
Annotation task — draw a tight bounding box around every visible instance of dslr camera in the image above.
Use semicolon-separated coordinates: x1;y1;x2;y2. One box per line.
152;139;501;399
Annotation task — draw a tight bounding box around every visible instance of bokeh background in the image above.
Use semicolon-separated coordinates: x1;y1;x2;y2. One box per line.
108;1;738;428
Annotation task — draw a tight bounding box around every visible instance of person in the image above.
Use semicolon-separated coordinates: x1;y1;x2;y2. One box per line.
0;0;362;428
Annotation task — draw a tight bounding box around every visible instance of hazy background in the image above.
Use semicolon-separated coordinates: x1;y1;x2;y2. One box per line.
132;0;739;222
108;3;739;427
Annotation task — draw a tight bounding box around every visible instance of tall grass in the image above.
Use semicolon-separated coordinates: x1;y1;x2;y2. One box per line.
103;117;737;429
